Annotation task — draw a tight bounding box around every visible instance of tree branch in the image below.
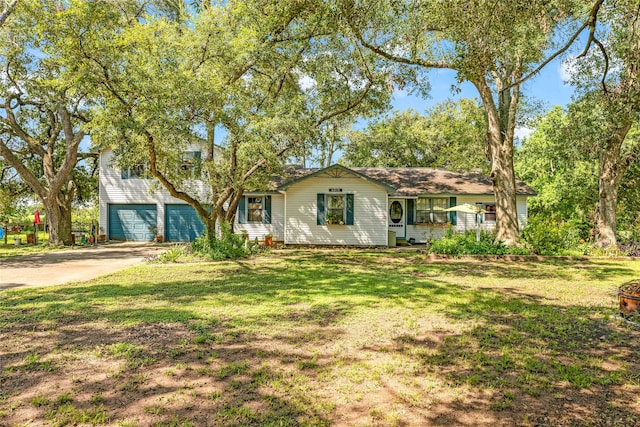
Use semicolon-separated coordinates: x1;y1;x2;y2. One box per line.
503;0;605;92
2;102;47;157
343;5;452;70
144;130;210;222
576;0;606;59
0;0;16;27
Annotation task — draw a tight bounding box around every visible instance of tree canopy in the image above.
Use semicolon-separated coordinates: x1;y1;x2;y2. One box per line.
343;99;487;171
340;0;596;245
0;0;95;245
44;0;393;239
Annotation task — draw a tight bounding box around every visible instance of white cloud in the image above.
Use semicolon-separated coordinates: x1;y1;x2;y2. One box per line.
299;75;316;91
559;59;576;83
514;126;533;140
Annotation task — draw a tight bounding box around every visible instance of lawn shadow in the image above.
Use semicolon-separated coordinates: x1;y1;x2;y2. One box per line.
1;251;640;426
0;320;334;426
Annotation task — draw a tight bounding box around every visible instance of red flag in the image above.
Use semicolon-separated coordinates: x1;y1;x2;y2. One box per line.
34;209;41;225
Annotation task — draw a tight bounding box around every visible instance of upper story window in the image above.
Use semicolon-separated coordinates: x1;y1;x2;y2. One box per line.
121;163;148;179
180;151;202;176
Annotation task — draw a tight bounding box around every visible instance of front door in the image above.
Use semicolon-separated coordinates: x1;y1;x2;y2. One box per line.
388;198;405;239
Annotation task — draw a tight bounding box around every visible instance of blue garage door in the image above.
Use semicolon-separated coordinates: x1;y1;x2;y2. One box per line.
166;204;206;242
109;204;157;241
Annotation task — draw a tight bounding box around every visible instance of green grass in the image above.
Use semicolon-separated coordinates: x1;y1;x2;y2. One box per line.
0;230;77;257
0;229;104;257
0;249;639;426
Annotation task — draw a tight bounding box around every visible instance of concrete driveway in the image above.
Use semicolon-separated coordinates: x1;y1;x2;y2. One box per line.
0;242;160;292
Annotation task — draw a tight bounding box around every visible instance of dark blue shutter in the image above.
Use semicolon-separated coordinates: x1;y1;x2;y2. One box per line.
263;196;272;224
121;168;129;179
194;151;202;175
238;197;246;224
317;194;325;225
449;197;457;225
406;199;414;225
346;194;354;225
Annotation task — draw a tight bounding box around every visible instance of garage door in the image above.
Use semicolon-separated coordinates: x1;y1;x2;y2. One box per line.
166;204;206;242
108;204;157;241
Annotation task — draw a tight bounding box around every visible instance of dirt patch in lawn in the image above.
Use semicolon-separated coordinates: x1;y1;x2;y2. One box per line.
2;253;640;426
1;314;638;426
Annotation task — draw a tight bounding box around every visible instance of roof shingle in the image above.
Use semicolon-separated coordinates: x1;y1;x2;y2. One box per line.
271;166;536;196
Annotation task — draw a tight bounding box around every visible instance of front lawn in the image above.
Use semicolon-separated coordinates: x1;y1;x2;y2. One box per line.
1;250;639;426
0;231;98;258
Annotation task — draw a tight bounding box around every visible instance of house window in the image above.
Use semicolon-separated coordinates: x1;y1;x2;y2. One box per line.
237;195;271;224
121;163;147;179
415;197;449;224
247;197;263;223
416;198;430;224
484;204;496;222
432;198;448;223
180;151;202;176
389;201;403;224
317;193;354;226
326;195;345;224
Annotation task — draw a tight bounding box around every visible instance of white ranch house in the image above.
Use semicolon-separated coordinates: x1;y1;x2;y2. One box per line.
99;149;535;246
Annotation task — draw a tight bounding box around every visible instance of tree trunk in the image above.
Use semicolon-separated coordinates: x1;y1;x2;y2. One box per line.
474;78;521;246
205;214;217;243
44;195;73;246
225;190;244;232
594;123;632;248
490;142;520;246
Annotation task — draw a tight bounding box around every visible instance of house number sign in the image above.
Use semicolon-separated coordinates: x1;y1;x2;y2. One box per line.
328;188;343;192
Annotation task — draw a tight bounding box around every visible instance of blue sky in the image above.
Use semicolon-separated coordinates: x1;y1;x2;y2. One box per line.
213;52;577;165
386;59;575;141
393;64;575;111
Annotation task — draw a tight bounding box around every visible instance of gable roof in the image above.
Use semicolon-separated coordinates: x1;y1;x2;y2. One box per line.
272;165;536;196
353;168;536;196
276;164;396;193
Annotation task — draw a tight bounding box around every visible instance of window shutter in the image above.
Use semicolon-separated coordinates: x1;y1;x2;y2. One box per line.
238;197;246;224
317;194;325;225
263;195;272;224
449;197;457;225
194;151;202;175
406;199;414;225
121;168;128;179
346;194;354;225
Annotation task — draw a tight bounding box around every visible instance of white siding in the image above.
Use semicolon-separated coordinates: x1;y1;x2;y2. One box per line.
99;148;211;238
517;196;528;229
405;195;529;243
284;175;388;246
233;194;285;242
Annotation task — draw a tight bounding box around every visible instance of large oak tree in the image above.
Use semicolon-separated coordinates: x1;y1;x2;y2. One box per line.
0;0;92;245
340;0;599;245
568;0;640;247
54;0;391;241
342;99;487;172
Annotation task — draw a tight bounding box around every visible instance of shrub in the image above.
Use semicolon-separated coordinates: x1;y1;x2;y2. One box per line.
521;215;584;255
619;239;640;257
145;244;189;263
191;222;260;260
429;230;529;256
158;244;188;263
